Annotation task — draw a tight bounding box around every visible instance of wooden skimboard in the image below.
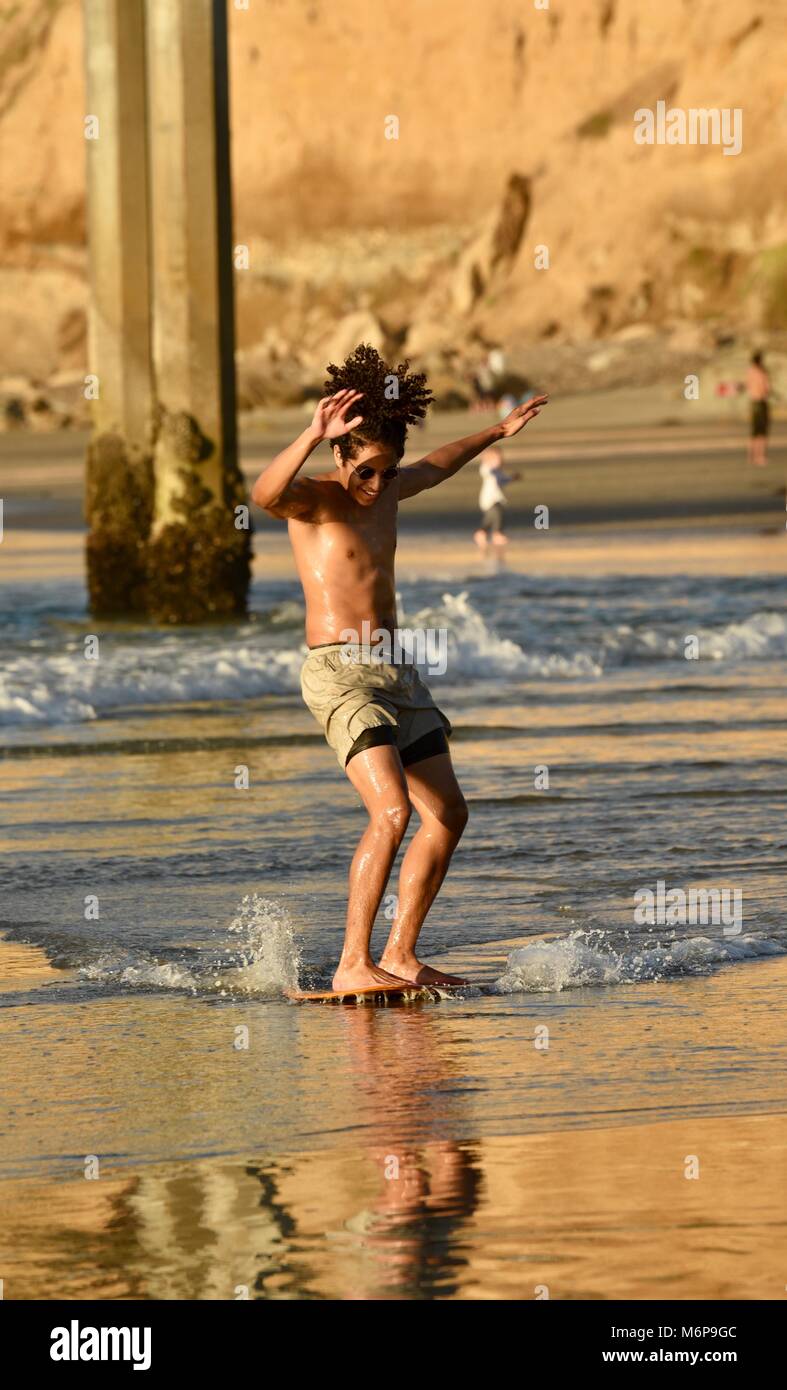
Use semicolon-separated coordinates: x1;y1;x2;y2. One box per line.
285;982;441;1005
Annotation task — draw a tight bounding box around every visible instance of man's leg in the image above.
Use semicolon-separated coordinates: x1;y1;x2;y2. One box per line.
333;742;414;992
379;748;469;986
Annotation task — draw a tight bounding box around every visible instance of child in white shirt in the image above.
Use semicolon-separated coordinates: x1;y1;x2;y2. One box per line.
474;447;519;550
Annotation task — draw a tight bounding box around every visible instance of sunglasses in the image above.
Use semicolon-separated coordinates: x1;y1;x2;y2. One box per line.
351;463;400;482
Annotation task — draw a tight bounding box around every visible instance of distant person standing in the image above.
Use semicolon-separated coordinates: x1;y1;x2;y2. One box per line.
473;447;519;551
745;351;771;468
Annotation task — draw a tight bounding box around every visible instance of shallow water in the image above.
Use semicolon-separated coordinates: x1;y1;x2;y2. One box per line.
2;557;786;1173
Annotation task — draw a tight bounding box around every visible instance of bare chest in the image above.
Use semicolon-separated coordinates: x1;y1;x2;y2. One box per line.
291;504;397;579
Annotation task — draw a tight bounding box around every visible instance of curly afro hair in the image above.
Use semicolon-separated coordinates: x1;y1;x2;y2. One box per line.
323;342;433;461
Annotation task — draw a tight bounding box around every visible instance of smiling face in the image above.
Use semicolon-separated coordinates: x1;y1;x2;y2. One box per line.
333;439;400;507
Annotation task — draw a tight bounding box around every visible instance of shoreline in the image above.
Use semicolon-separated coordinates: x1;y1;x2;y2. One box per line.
3;523;786;585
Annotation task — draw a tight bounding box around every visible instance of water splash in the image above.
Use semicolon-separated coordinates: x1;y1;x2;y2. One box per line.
225;894;302;995
79;895;301;999
493;928;783;994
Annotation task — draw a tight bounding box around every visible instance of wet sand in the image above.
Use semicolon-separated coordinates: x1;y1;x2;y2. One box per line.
2;395;785;582
1;1099;784;1299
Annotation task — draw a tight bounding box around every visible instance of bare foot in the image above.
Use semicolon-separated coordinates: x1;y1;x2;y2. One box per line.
332;961;412;992
473;530;488;551
379;955;468;988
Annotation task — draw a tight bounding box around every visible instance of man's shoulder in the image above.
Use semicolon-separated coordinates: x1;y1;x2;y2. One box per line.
285;473;344;522
311;474;352;514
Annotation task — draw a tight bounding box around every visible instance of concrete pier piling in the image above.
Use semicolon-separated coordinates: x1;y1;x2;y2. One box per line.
83;0;154;614
83;0;250;621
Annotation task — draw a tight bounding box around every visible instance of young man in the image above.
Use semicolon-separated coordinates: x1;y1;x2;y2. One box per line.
745;350;771;468
252;345;547;991
474;445;520;551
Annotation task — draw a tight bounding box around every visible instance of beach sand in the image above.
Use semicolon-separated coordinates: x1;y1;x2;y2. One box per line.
1;1114;784;1299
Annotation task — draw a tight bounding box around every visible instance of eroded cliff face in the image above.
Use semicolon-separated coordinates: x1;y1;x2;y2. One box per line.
1;0;785;404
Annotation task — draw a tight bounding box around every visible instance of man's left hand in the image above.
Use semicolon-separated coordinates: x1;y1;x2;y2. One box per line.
499;393;549;438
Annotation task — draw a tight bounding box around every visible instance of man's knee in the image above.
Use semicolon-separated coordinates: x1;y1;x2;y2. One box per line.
448;796;470;837
371;797;412;843
431;795;469;838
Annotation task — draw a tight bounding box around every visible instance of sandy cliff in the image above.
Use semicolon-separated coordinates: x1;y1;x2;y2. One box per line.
1;0;785;417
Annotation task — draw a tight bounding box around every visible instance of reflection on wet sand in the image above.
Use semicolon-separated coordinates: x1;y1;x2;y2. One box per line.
0;937;60;992
1;1113;784;1300
2;957;785;1181
2;1001;785;1300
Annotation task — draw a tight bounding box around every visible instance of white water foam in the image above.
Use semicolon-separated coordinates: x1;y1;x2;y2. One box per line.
493;929;784;994
402;591;602;679
0;592;600;727
79;895;301;998
0;643;305;726
4;599;784;728
603;610;787;664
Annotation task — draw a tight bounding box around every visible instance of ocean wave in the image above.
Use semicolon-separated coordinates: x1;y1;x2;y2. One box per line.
402;591;602;679
2;594;784;729
0;592;601;728
602;610;787;665
0;642;305;727
493;928;784;994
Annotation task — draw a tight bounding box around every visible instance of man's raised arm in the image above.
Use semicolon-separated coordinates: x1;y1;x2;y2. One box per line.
251;388;364;517
399;394;548;499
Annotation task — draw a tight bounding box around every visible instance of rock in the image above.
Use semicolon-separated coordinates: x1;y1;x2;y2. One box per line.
449;173;531;317
45;372;90;424
57;305;87;363
404;316;454;358
2;397;26;429
423;370;472;409
612;323;657;342
666;321;712;354
1;0;786;406
319;311;387;367
0;270;88;377
0;374;33;397
587;348;616;372
27;393;57;431
236;351;323;410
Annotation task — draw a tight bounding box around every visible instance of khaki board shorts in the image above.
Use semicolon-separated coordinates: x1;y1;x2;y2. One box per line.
301;643;452;770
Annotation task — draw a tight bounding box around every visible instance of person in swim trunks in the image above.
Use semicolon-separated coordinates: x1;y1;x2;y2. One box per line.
251;343;548;992
745;351;771;468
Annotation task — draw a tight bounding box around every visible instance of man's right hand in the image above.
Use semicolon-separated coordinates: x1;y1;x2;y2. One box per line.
311;389;364;441
252;395;362;513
